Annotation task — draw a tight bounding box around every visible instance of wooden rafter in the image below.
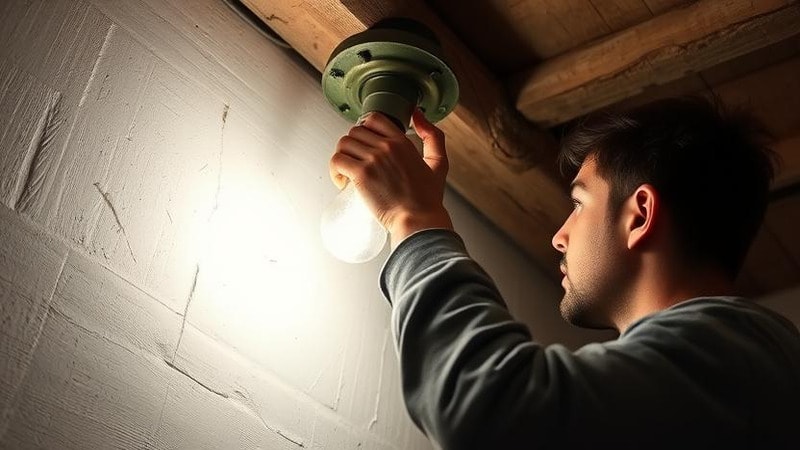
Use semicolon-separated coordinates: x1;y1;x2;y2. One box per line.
510;0;800;127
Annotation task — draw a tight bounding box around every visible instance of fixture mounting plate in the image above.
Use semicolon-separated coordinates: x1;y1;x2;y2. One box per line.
322;22;459;125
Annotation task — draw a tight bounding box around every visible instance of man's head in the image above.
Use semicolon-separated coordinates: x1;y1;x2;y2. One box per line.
551;96;777;330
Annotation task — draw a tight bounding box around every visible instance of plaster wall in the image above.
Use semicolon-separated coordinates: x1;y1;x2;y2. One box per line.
0;0;608;448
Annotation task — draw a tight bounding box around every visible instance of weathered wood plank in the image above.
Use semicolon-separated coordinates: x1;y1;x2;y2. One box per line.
242;0;571;279
430;0;612;70
642;0;695;14
591;0;654;31
428;0;693;74
512;0;800;127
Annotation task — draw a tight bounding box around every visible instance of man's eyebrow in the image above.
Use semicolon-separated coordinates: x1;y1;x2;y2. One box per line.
570;180;587;194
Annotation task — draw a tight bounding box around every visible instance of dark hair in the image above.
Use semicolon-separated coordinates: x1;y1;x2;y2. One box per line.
558;96;779;278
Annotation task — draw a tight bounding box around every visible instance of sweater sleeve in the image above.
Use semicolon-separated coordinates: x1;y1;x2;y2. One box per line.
380;229;590;449
379;229;775;450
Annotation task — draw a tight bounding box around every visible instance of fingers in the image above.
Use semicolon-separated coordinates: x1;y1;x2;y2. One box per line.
359;112;405;138
411;109;448;176
346;125;383;148
328;152;359;190
336;135;374;161
330;120;396;189
411;109;445;156
330;133;373;189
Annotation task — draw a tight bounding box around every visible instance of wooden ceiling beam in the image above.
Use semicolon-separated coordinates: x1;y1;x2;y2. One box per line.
510;0;800;127
240;0;572;279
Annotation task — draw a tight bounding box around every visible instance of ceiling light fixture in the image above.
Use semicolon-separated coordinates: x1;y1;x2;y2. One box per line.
320;17;459;263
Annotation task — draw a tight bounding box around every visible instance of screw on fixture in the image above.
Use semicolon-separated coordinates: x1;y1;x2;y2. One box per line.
329;68;345;78
357;49;372;62
339;104;350;113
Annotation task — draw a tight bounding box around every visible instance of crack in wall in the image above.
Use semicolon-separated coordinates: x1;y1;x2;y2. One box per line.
162;360;306;448
163;359;229;399
212;104;229;213
230;388;305;448
92;182;136;263
171;264;199;363
368;330;389;431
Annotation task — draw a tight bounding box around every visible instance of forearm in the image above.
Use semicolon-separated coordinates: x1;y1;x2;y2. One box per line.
387;208;453;250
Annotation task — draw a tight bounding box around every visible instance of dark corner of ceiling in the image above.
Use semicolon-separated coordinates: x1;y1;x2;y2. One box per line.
221;0;321;80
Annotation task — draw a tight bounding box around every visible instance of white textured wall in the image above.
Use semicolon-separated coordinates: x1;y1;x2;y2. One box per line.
0;0;607;448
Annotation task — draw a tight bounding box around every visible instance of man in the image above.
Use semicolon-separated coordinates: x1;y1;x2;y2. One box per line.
330;97;800;449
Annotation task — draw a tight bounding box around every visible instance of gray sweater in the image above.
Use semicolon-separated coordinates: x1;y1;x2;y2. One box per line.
380;229;800;450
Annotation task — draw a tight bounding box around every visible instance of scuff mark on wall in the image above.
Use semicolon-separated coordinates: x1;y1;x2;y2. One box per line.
92;182;136;262
13;91;62;213
78;24;116;109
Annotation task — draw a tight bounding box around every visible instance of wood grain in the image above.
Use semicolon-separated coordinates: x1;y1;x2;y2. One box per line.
511;0;800;127
427;0;693;73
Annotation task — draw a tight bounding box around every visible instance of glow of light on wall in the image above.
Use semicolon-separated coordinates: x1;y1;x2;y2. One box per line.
192;180;321;341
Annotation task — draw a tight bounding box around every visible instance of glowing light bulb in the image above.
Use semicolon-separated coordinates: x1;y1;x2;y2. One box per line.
320;181;387;263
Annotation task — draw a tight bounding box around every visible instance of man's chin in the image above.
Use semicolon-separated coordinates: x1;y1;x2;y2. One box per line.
560;296;613;330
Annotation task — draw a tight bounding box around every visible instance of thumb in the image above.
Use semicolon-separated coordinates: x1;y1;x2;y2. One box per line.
411;109;448;176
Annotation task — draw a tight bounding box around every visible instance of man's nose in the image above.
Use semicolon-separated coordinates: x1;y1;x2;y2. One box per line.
552;222;567;253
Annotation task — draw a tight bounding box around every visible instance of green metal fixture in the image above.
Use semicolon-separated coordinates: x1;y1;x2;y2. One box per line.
321;18;459;131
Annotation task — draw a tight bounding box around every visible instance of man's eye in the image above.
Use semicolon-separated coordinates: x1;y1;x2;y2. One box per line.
571;198;582;210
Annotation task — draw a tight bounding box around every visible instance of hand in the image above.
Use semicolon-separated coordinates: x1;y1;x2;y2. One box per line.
329;109;453;247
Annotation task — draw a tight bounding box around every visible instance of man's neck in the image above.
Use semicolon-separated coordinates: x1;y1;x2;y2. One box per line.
613;265;736;334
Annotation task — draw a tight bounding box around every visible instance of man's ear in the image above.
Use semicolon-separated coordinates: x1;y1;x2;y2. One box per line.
623;184;659;250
